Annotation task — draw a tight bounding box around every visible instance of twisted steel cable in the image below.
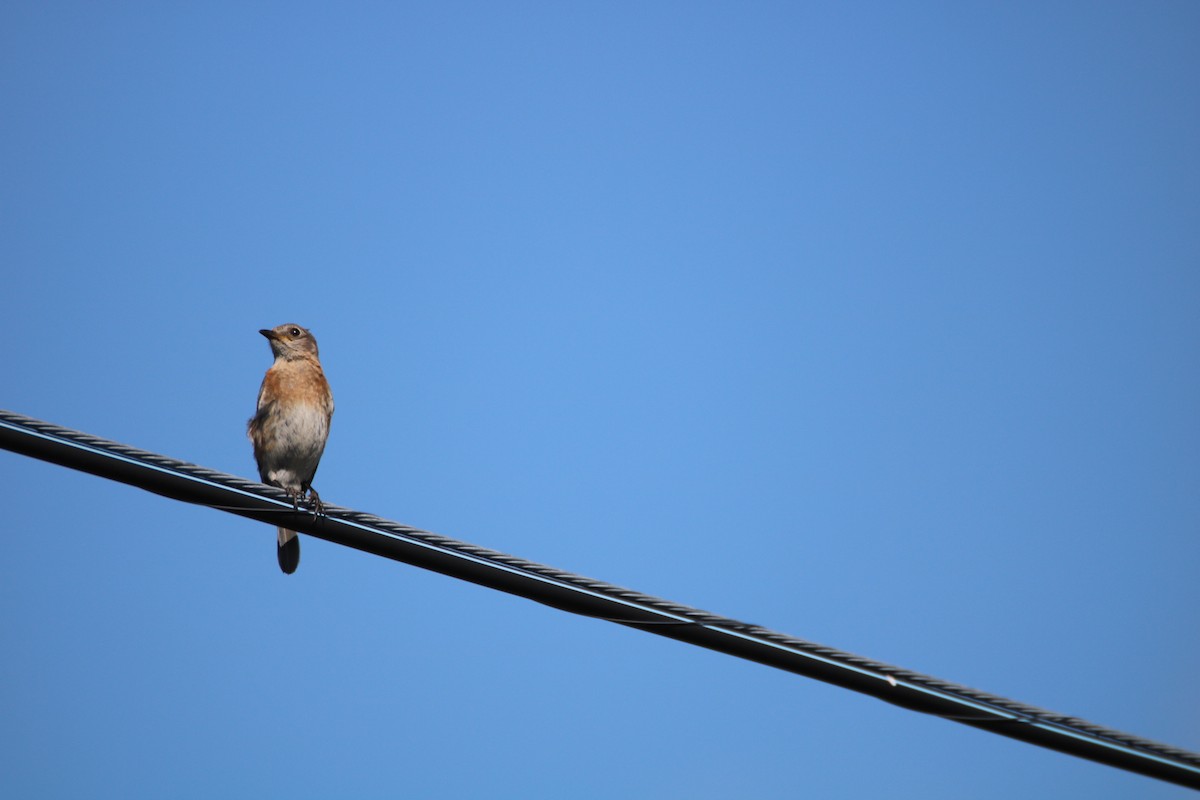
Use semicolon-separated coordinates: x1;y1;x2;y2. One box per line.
1;408;1197;790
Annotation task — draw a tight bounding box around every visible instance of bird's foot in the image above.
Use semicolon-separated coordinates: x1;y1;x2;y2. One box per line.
305;486;325;516
284;486;302;511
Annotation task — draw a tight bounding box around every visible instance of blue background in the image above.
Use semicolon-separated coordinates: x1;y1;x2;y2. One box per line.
2;3;1198;797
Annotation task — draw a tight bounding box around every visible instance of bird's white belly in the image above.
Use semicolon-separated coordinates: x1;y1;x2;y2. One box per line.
262;402;329;489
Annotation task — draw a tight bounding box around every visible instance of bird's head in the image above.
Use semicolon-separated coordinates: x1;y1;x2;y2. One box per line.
259;323;320;360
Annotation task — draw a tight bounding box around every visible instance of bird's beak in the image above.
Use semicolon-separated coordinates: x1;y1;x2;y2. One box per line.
259;329;277;341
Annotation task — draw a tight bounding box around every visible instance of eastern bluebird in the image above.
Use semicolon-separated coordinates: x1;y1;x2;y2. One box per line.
247;323;334;574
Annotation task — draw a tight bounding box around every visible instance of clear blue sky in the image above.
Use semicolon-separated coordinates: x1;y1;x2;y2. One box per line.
2;3;1198;798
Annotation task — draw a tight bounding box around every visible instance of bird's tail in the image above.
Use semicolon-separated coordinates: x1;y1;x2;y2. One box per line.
277;528;300;574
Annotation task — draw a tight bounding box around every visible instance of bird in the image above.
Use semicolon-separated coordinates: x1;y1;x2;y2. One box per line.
247;323;334;574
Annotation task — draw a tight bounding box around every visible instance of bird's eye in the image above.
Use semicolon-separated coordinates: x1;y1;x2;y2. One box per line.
290;328;301;337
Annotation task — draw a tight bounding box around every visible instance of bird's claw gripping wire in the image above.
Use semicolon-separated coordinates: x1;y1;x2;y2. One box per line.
284;486;303;511
304;486;325;516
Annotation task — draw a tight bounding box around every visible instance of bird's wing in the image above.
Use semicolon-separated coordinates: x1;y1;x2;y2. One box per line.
247;369;280;443
256;369;278;412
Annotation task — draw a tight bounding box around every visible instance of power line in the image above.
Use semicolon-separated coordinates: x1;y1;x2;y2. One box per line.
1;408;1197;791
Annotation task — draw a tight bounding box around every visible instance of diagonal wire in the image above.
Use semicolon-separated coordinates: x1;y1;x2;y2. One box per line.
1;408;1197;791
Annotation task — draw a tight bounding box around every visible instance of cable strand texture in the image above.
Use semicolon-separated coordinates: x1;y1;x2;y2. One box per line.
2;409;1197;775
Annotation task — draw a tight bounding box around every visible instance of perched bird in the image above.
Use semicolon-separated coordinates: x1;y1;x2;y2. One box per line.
247;323;334;574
